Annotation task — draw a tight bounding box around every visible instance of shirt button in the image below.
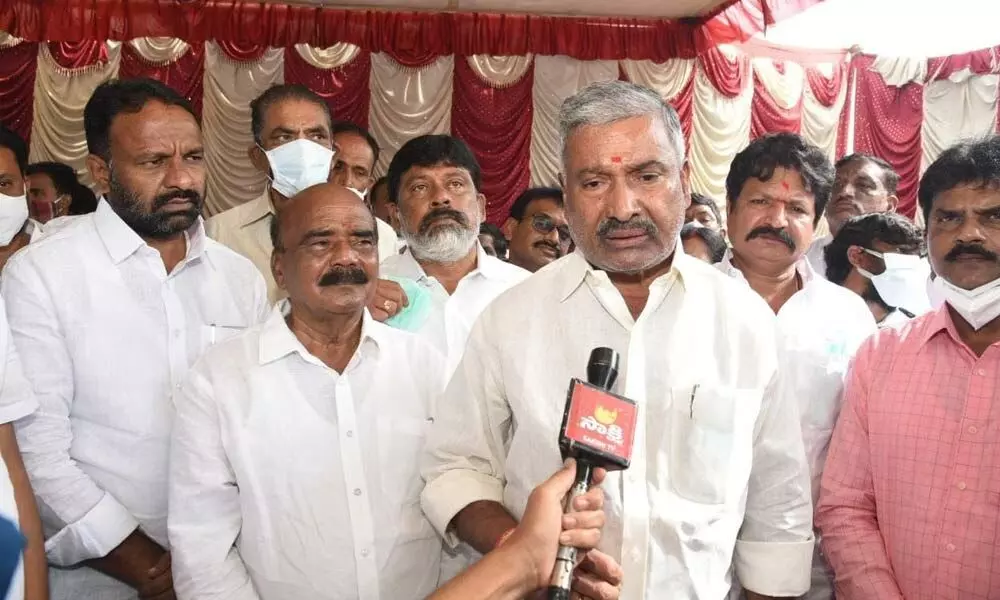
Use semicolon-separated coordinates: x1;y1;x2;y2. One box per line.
976;369;986;376
629;548;641;562
958;482;967;490
360;549;370;558
946;543;956;552
346;430;353;438
353;488;362;496
969;426;979;434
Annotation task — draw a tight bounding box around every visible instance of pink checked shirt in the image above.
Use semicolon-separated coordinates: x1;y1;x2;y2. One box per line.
816;305;1000;600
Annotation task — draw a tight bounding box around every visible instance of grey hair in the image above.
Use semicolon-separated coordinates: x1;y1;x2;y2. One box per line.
558;80;685;163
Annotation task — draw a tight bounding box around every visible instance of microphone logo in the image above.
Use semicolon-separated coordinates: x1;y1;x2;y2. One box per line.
594;406;618;425
562;382;637;469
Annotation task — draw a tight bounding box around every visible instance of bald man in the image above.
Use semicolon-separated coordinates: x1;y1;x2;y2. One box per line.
168;184;448;600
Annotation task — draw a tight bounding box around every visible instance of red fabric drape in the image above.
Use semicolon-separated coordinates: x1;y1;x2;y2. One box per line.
216;42;268;63
750;62;803;138
851;55;923;218
806;62;845;108
0;0;823;61
119;43;206;118
0;42;37;144
927;46;1000;80
699;46;750;97
451;57;533;226
283;49;372;129
48;41;105;69
836;58;856;159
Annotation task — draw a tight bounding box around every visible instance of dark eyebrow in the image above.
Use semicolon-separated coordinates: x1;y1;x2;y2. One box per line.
269;127;296;137
305;125;329;135
299;228;333;245
975;204;1000;217
627;160;669;172
352;228;376;240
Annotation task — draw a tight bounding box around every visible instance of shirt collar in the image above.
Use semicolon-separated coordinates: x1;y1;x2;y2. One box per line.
94;197;213;268
913;304;962;350
239;189;274;229
258;300;384;368
396;242;498;282
718;249;816;288
557;241;693;303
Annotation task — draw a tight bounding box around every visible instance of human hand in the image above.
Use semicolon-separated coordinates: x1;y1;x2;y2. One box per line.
569;549;622;600
138;551;175;600
368;279;408;321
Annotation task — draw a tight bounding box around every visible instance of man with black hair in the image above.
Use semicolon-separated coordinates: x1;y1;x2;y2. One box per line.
501;187;570;272
26;161;98;223
684;191;724;234
818;136;1000;600
680;222;726;264
477;223;507;259
717;132;876;600
823;212;929;328
369;176;399;233
806;153;900;276
3;78;268;600
379;134;528;375
0;125;41;273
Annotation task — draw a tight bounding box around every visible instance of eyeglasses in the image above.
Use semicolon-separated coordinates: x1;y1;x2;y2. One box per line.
531;214;572;244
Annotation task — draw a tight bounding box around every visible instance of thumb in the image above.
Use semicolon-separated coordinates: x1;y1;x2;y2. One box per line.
541;458;578;498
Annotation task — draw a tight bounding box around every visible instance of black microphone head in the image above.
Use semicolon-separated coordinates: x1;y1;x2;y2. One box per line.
586;347;619;391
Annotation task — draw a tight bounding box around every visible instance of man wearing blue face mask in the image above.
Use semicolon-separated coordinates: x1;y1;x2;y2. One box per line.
824;212;930;328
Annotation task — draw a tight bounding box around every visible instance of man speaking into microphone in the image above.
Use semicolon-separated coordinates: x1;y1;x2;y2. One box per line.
421;80;814;600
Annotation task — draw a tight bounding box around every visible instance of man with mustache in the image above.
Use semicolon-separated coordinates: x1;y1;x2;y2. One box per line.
423;81;817;600
806;154;900;277
168;183;454;599
817;136;1000;600
379;135;529;376
502;187;572;272
2;78;268;600
717;133;876;599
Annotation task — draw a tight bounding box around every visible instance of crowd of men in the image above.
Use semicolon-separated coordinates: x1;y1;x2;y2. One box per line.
0;74;990;600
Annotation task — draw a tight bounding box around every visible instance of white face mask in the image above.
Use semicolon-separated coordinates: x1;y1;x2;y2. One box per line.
0;193;28;245
932;275;1000;330
262;139;335;198
346;187;368;200
858;249;932;316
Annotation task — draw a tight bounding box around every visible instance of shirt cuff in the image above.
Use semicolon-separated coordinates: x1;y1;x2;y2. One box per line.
44;492;139;567
0;398;37;426
734;537;814;597
420;469;504;548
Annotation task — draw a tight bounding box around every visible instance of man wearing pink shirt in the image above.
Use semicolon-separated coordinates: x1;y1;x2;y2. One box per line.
816;136;1000;600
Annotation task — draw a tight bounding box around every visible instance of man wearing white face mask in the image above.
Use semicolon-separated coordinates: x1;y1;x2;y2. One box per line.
824;212;930;328
0;127;42;273
817;136;1000;600
207;85;396;305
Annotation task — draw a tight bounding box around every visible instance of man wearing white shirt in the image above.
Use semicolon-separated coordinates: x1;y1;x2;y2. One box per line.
422;80;814;600
806;153;899;277
4;78;268;600
378;135;528;375
170;184;445;600
207;85;397;305
717;133;878;599
0;126;44;273
823;212;930;328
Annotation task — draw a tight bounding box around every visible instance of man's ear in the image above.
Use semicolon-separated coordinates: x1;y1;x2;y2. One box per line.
271;250;285;291
846;245;866;270
887;194;900;213
477;192;487;220
681;162;692;207
501;217;517;240
249;144;270;177
86;154;110;195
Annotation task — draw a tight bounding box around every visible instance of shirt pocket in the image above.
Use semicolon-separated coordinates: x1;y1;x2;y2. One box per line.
199;324;247;351
668;384;754;505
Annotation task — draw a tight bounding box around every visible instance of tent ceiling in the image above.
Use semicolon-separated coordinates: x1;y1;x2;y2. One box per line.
267;0;734;18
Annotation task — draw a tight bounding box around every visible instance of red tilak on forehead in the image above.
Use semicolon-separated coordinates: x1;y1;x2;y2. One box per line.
780;180;790;191
611;156;622;163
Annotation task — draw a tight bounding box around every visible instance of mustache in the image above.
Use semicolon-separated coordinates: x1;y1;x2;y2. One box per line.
596;217;658;240
418;208;469;235
945;242;998;262
151;189;202;210
746;225;796;251
318;266;369;286
534;240;562;256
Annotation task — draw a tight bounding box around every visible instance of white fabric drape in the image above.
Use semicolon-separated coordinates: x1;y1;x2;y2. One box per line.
921;68;999;170
294;43;360;70
752;57;805;109
0;32;21;47
202;42;284;215
466;54;533;87
128;38;190;64
619;58;695;102
802;63;849;160
29;42;122;188
530;55;618;186
368;54;454;177
689;64;753;201
872;56;927;86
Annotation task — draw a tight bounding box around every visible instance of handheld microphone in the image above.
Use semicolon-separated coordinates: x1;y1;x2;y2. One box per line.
546;347;636;600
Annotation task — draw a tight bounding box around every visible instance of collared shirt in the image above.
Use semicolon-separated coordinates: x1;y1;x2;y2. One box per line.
207;190;400;305
421;247;814;600
717;252;877;599
169;303;444;600
879;308;912;329
2;200;268;590
818;306;1000;600
379;245;529;378
806;234;832;278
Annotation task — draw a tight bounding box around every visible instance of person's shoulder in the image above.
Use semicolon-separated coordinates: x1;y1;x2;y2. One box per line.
484;255;531;283
9;213;98;269
189;320;268;380
205;197;268;237
204;236;264;274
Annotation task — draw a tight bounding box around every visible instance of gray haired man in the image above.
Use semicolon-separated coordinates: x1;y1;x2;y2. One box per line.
420;81;814;599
